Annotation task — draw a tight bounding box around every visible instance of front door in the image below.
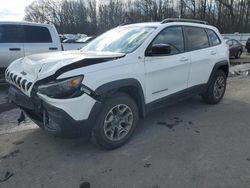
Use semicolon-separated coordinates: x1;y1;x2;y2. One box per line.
144;26;190;103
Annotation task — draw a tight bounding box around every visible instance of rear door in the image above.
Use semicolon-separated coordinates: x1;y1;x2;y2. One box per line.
23;25;59;56
0;24;24;69
184;26;218;87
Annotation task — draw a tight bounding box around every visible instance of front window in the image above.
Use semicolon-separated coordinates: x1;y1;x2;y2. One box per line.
150;26;185;55
82;26;155;54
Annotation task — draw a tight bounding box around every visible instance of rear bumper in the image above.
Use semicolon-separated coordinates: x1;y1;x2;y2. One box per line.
9;86;102;136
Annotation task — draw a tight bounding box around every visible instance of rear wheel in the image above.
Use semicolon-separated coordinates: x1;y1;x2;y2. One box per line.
91;92;138;150
235;50;242;59
202;70;227;104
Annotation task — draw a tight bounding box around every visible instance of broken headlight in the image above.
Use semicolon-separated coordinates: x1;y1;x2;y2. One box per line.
38;75;84;98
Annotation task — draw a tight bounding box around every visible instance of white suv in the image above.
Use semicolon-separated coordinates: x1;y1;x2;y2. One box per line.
6;19;229;149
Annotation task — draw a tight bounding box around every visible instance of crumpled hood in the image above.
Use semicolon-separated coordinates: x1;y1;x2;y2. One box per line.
20;50;125;80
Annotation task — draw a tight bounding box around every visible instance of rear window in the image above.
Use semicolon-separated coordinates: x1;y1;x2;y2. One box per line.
185;27;209;51
0;25;24;43
24;25;52;43
207;29;221;46
226;40;233;46
233;40;241;45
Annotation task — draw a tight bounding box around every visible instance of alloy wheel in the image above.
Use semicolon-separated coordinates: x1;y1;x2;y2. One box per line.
213;76;225;99
103;104;133;141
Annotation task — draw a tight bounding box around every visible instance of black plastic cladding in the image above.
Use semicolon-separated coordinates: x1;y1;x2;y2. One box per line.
161;18;209;25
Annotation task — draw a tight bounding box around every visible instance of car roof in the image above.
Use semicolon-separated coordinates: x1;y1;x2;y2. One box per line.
122;21;218;31
0;21;53;27
123;22;161;27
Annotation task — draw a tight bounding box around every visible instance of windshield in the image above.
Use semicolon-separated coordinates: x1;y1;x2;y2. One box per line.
82;26;155;54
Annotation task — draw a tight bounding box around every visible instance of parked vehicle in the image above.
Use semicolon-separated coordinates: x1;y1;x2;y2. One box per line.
76;36;95;43
245;37;250;53
62;38;77;43
62;36;95;51
6;19;229;149
59;34;67;42
225;39;243;58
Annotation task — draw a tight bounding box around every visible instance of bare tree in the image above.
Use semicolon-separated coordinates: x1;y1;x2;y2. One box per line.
24;0;250;34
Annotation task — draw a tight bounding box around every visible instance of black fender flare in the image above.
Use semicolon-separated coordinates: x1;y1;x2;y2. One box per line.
207;60;229;85
95;78;146;117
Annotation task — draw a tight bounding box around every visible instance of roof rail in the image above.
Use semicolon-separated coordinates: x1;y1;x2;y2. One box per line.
161;18;209;25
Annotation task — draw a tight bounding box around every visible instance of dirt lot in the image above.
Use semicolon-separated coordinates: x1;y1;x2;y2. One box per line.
0;76;250;188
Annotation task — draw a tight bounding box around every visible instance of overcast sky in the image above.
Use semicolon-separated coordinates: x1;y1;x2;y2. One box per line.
0;0;34;21
0;0;107;21
0;0;166;21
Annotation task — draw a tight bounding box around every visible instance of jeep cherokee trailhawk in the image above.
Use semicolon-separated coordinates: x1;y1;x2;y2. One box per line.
6;19;229;149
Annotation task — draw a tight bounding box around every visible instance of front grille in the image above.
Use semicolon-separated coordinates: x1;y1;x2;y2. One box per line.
21;79;27;90
5;69;33;93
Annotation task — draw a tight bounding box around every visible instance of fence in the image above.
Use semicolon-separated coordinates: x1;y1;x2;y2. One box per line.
222;33;250;45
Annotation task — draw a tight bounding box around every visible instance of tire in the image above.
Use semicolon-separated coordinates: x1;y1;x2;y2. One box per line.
91;92;139;150
202;70;227;104
235;50;242;59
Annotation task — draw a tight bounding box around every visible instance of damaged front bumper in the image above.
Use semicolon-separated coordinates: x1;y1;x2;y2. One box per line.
8;86;102;137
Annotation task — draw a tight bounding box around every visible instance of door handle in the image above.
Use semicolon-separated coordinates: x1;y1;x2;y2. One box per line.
49;47;58;50
211;51;217;55
9;48;21;51
179;57;189;62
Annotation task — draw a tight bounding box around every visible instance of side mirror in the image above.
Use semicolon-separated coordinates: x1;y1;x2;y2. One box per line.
149;44;171;56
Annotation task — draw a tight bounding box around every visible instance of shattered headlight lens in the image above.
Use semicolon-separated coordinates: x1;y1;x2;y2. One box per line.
38;75;84;98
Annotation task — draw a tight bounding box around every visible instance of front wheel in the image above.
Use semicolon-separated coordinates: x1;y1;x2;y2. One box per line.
91;92;138;150
202;70;227;104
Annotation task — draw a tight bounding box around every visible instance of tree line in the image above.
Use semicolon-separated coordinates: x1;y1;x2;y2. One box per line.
24;0;250;35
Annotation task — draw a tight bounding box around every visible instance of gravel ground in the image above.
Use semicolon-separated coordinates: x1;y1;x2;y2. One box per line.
0;76;250;188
